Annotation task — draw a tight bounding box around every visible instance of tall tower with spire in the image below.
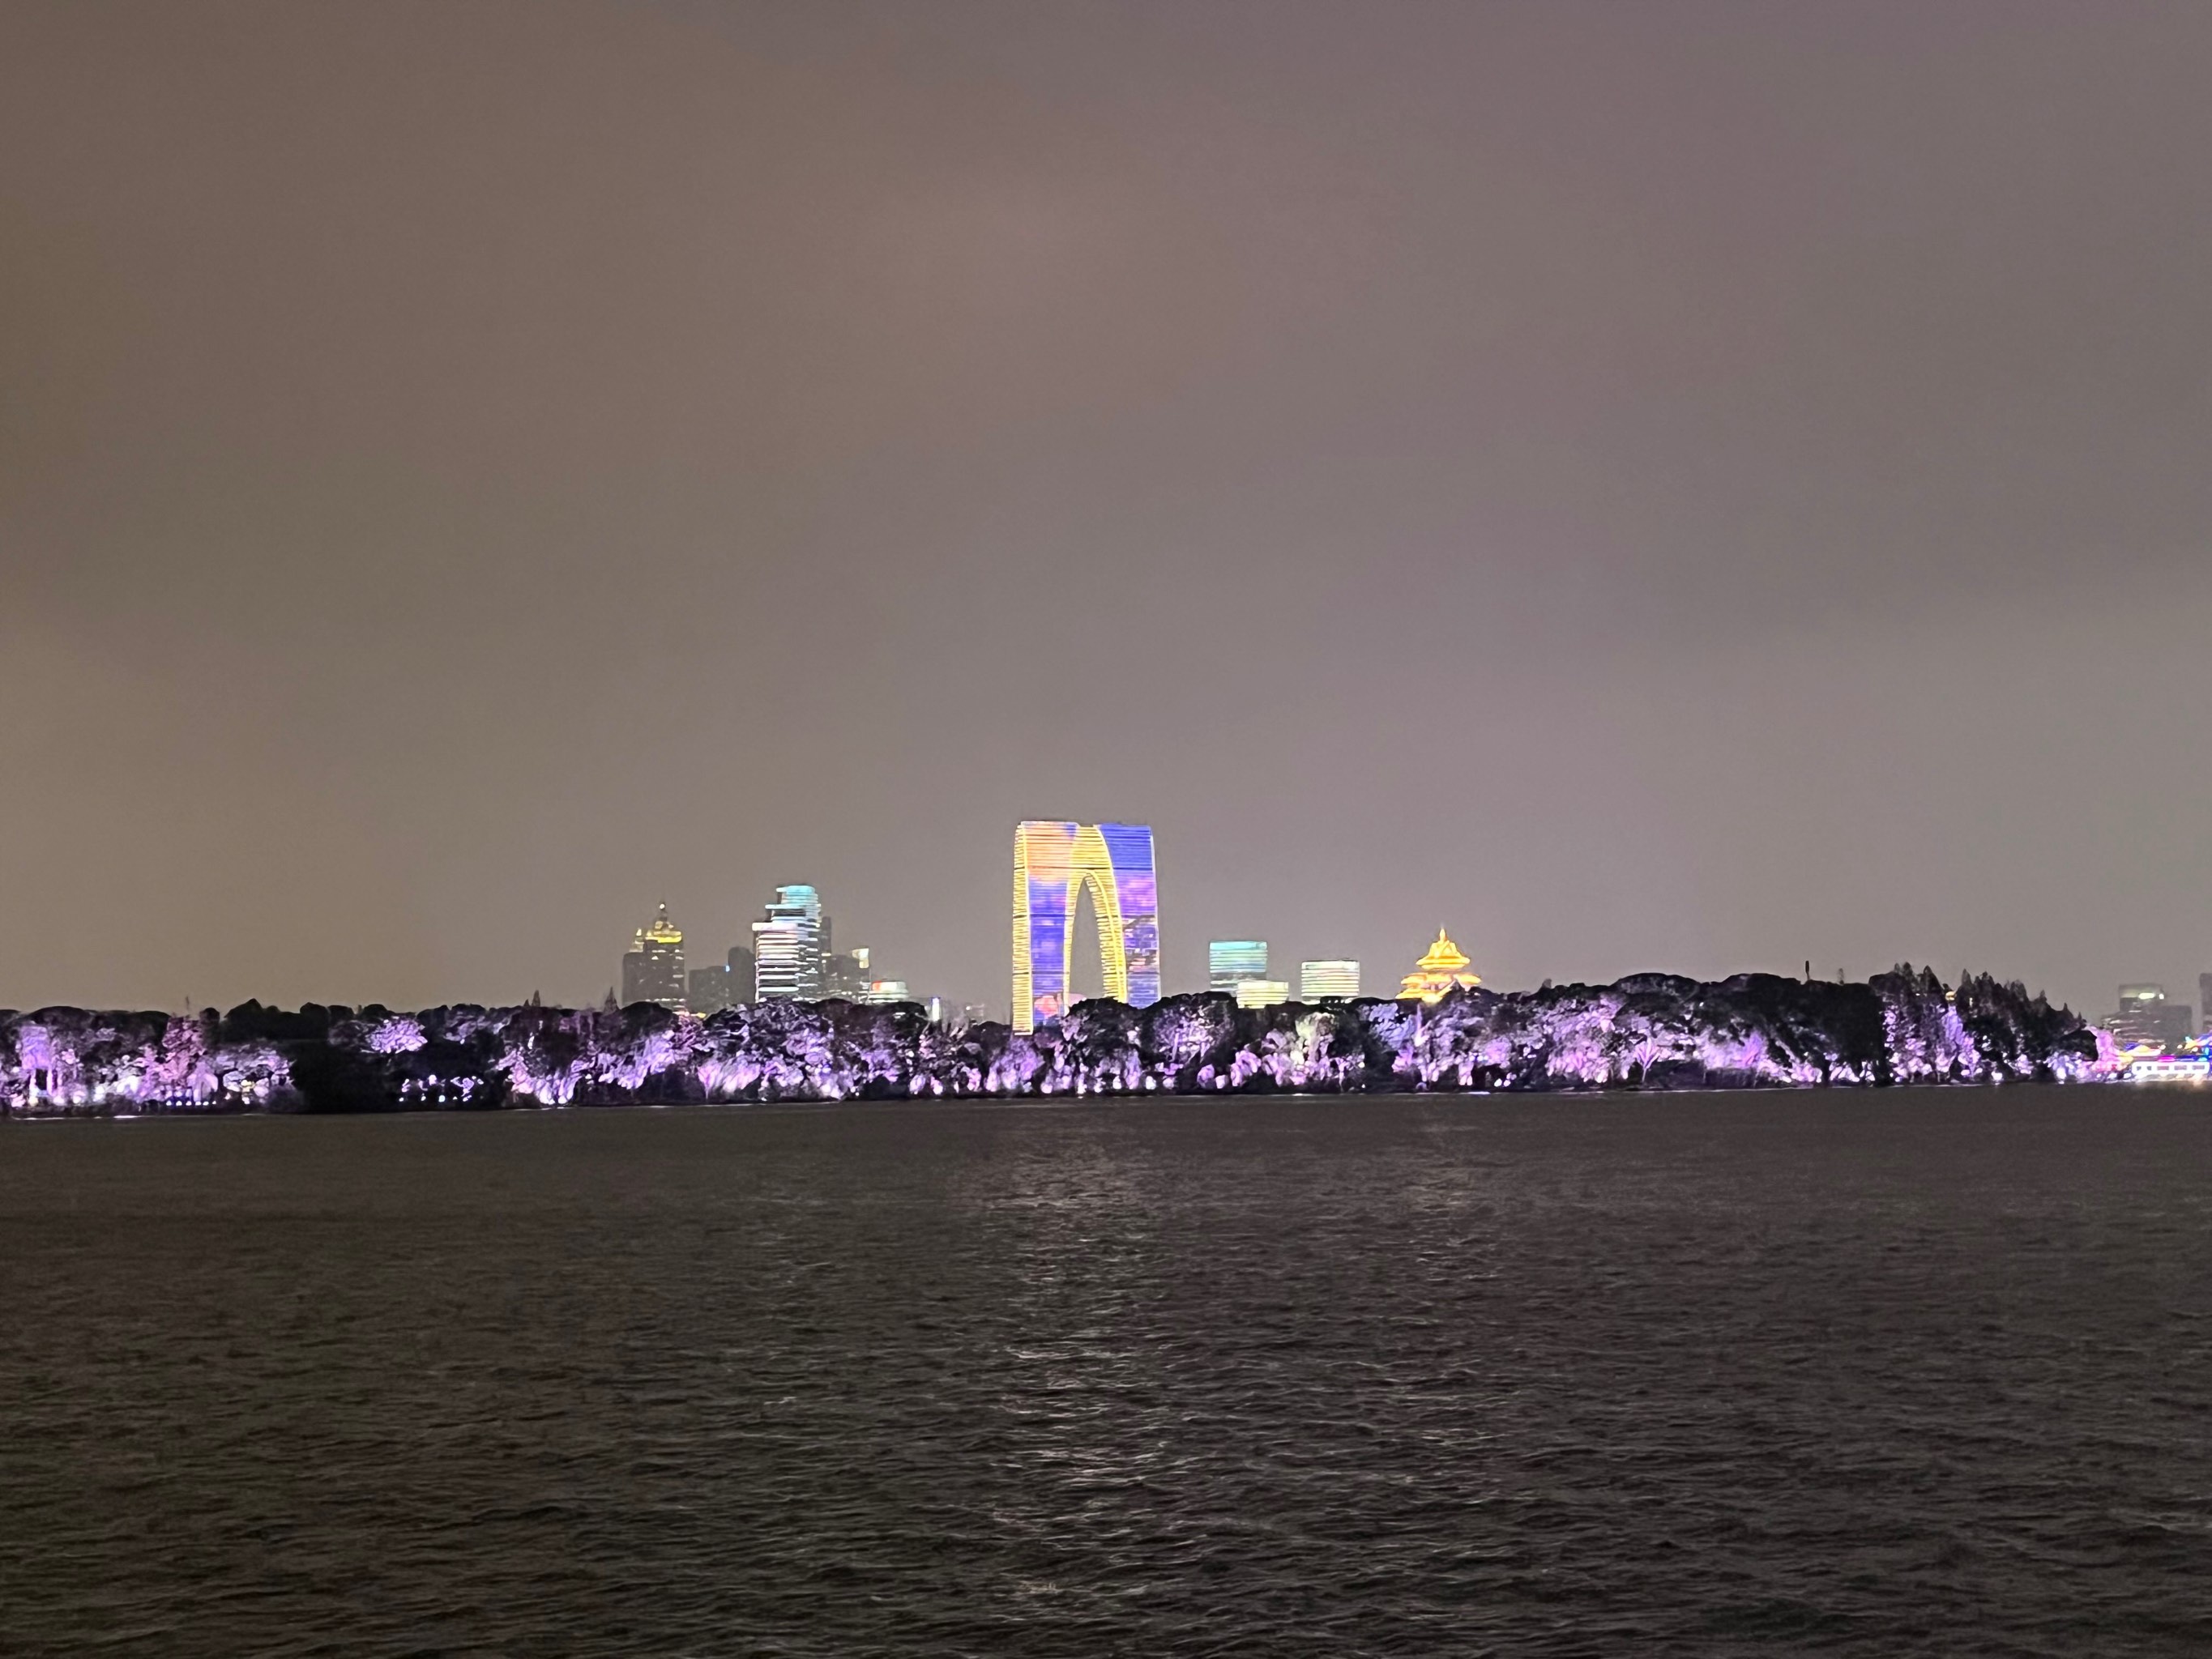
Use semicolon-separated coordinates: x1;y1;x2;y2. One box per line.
620;902;687;1011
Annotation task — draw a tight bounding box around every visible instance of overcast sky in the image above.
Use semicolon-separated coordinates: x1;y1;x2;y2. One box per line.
3;0;2207;1019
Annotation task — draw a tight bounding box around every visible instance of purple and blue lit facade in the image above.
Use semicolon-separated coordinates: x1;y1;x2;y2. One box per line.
1012;821;1160;1032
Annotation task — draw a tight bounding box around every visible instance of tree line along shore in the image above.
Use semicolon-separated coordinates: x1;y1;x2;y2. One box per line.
0;967;2095;1116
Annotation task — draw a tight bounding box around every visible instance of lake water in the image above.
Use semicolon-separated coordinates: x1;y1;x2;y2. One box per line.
4;1090;2210;1655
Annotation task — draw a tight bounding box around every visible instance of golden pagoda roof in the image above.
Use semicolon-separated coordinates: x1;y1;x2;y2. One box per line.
1399;928;1481;1003
1414;928;1470;975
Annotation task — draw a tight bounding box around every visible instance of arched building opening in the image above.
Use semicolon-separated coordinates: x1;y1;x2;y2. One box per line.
1011;821;1160;1032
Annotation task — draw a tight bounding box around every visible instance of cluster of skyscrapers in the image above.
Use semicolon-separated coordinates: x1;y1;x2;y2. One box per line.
621;828;2212;1078
622;819;1482;1027
619;886;925;1017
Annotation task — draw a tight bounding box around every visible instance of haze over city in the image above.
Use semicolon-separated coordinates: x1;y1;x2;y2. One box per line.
5;0;2209;1019
15;11;2212;1658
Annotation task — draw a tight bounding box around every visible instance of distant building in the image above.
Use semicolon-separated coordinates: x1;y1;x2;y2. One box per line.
2201;974;2212;1036
2111;984;2191;1053
2128;1056;2210;1085
826;947;872;1000
687;965;732;1015
1209;940;1269;995
752;885;826;1000
726;946;754;1006
1399;929;1482;1004
1236;979;1290;1010
959;1002;993;1027
1300;960;1361;1000
620;902;686;1011
860;979;910;1005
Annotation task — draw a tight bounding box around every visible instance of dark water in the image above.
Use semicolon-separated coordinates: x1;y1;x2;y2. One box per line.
5;1091;2212;1657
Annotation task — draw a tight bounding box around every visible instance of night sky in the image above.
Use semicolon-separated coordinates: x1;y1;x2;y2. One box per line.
3;0;2207;1019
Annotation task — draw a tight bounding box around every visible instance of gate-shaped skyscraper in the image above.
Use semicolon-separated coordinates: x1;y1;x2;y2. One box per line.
1011;821;1160;1032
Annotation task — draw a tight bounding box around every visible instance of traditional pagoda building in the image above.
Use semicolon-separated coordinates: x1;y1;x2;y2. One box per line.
1399;928;1483;1004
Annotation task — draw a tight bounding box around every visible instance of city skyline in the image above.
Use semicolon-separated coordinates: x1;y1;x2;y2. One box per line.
584;855;2210;1026
607;878;2212;1053
599;847;1435;1025
594;828;2207;1032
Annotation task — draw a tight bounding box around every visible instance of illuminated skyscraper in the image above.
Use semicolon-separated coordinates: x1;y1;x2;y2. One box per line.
1209;940;1269;995
1300;960;1361;1000
752;884;825;1001
1011;821;1160;1032
620;902;685;1011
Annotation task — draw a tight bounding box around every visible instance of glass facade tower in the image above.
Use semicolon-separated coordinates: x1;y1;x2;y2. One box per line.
1208;940;1269;996
752;884;826;1001
1011;821;1160;1032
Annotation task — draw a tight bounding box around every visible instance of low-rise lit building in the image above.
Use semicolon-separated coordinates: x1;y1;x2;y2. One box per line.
2111;984;2191;1053
1399;929;1482;1004
1300;960;1360;1000
1236;979;1290;1009
2128;1056;2211;1085
1209;940;1269;996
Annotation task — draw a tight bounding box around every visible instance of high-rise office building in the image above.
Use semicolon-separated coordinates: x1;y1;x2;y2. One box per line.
752;885;826;1001
1011;821;1160;1032
1300;960;1361;1000
726;945;754;1006
1209;940;1269;995
2112;984;2191;1052
1236;979;1291;1010
826;946;872;1000
687;965;732;1015
620;902;686;1011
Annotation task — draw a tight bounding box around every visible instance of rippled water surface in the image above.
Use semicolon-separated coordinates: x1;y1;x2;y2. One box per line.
5;1091;2212;1656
